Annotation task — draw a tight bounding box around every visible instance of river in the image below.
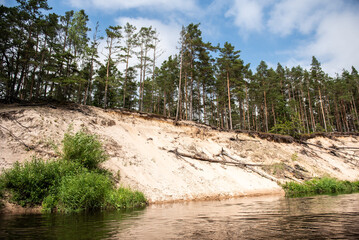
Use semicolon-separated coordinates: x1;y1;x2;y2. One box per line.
1;193;359;239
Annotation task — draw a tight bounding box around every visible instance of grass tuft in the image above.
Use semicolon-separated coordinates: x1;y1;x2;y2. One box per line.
282;177;359;197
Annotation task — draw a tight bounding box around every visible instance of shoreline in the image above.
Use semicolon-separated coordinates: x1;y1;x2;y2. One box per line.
0;189;285;215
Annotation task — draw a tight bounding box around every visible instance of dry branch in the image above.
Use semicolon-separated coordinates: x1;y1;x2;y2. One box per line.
169;149;267;167
300;141;359;161
168;148;279;183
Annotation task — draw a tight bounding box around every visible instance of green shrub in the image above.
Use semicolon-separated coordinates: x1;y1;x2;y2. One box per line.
2;158;84;206
106;187;147;209
57;172;113;212
62;130;108;169
0;130;147;213
0;176;4;206
283;177;359;197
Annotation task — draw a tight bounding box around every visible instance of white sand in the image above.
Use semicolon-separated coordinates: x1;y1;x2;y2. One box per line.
1;104;358;203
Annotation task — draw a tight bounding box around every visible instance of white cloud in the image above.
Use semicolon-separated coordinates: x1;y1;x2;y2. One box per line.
267;0;336;36
95;17;180;74
302;12;359;75
67;0;198;12
116;17;181;67
225;0;271;33
267;0;359;75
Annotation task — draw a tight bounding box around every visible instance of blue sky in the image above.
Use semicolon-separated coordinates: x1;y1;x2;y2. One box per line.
4;0;359;76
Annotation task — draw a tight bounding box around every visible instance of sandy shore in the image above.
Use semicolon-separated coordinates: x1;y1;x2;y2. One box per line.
1;103;358;208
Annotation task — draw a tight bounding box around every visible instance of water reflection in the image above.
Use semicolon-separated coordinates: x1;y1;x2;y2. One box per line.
1;194;359;239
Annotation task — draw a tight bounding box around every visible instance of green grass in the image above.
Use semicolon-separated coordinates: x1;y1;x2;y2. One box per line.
62;130;108;169
106;187;147;209
1;130;147;212
1;158;84;207
282;177;359;197
55;172;113;212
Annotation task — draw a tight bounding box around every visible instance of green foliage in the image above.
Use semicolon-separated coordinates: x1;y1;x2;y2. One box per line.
56;172;113;212
106;187;147;209
2;158;84;207
270;113;305;138
62;130;108;169
1;130;147;212
283;177;359;197
0;176;4;206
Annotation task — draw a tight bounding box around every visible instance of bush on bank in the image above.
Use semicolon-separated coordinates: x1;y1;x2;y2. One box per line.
62;130;108;169
0;130;147;212
283;177;359;197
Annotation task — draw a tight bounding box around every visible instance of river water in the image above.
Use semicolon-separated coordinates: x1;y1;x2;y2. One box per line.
1;193;359;239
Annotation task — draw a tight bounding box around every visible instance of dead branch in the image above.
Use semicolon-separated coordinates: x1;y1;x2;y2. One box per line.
169;148;279;183
220;150;279;183
169;149;268;167
300;141;359;160
330;146;359;150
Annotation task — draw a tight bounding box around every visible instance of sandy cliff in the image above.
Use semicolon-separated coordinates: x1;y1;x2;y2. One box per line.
1;103;359;203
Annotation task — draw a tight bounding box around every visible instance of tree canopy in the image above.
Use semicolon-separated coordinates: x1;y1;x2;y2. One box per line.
1;0;358;135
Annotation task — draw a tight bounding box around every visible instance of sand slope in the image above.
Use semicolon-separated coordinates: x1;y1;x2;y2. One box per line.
1;104;358;203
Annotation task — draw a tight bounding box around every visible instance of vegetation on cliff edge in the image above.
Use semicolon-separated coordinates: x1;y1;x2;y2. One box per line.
0;130;147;212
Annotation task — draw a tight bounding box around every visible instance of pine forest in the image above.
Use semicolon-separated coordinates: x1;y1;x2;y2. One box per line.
1;1;359;136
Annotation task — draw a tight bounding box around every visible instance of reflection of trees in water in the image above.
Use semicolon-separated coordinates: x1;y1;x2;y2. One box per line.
1;195;359;239
0;208;146;240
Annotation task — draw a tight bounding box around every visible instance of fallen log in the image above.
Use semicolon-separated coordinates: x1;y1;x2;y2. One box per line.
169;149;268;167
220;150;279;183
300;141;359;161
168;149;279;183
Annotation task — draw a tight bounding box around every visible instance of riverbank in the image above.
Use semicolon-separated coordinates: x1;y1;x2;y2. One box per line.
1;103;359;208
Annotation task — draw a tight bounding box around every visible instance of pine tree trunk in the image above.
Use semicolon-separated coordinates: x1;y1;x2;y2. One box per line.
341;100;349;132
202;79;206;124
185;71;188;120
352;95;359;127
138;44;144;111
227;71;233;130
263;90;268;132
163;90;166;116
308;89;316;132
141;48;148;112
272;103;276;126
300;89;310;133
318;87;327;132
176;50;183;122
104;37;113;109
334;98;342;132
189;68;193;121
246;86;250;130
123;48;130;108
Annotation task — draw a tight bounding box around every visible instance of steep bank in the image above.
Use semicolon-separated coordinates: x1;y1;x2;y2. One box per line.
1;103;359;203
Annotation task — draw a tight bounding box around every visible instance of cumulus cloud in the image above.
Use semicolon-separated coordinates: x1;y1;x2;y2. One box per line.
268;0;359;75
225;0;268;33
95;17;181;80
267;0;325;36
67;0;198;12
301;12;359;75
116;17;181;64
